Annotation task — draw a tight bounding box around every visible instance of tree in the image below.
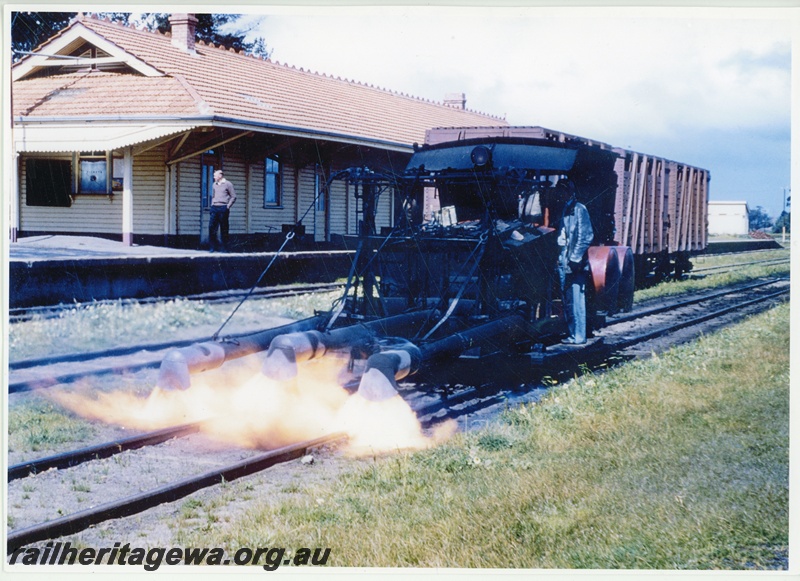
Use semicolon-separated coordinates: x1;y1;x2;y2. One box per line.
11;12;271;62
748;205;773;231
773;211;791;234
132;13;271;58
11;12;77;58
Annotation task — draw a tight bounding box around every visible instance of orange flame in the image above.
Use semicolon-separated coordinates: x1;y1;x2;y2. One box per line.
48;352;455;454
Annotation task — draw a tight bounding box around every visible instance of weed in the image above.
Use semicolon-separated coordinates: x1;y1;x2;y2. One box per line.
8;400;95;453
635;251;789;304
476;432;512;452
9;291;343;361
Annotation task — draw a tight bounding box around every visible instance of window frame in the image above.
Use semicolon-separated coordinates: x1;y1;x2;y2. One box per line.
315;165;327;212
76;151;112;195
200;150;220;210
264;155;282;208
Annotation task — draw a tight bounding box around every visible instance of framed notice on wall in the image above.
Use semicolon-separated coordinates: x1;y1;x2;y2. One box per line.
80;159;107;193
77;151;111;194
112;157;124;192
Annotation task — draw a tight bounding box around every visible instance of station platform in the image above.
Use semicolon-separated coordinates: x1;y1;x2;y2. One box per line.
8;235;785;309
705;238;784;254
8;236;354;309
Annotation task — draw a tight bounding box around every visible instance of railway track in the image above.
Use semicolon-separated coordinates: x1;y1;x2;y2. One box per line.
8;275;789;394
9;281;344;324
6;275;789;551
690;256;789;275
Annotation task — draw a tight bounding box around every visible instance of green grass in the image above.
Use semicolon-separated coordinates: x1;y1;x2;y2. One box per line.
176;302;789;569
635;249;790;303
691;248;788;269
8;291;342;361
8;400;96;454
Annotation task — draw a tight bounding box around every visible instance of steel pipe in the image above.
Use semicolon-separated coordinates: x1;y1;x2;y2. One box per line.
157;315;327;390
356;314;529;401
356;346;422;401
261;310;434;381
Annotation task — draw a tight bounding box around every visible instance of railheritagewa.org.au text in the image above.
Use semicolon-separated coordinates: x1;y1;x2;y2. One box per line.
8;541;331;571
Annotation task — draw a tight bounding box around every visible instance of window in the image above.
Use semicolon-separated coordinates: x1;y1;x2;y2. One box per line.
315;165;326;212
26;158;72;207
200;150;220;209
264;156;281;207
201;164;215;208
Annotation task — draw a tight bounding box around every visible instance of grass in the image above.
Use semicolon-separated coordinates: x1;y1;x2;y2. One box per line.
7;400;96;454
635;249;790;304
176;301;789;569
8;291;342;361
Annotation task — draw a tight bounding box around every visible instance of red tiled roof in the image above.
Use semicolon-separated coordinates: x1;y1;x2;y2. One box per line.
13;71;201;117
14;15;507;147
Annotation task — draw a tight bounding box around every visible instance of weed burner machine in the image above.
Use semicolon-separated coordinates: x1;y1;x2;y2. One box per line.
159;129;652;399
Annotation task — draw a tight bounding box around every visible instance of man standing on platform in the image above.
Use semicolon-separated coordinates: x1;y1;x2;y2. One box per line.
555;179;594;345
209;170;236;252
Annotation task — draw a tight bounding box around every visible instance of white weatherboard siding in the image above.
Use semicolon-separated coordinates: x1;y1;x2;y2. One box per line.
20;152;121;234
176;157;201;236
132;145;169;234
708;201;749;236
18;143;398;240
329;178;348;237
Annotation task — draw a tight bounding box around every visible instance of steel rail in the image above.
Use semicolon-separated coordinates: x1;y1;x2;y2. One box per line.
5;385;501;550
8;381;484;484
691;257;790;274
9;361;164;394
8;421;205;481
9;282;344;324
9;277;788;394
7;432;347;552
606;277;788;327
609;287;789;351
9;315;328;393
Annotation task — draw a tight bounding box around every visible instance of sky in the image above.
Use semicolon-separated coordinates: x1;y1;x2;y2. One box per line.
223;5;793;219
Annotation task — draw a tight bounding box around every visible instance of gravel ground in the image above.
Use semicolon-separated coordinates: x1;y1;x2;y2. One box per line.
6;280;789;559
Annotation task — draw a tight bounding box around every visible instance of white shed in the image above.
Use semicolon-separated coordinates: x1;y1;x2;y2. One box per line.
708;201;749;236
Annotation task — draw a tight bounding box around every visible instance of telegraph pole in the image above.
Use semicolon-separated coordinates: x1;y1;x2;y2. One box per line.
781;187;790;243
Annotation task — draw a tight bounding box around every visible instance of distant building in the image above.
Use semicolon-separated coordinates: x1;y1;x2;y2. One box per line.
11;13;506;249
708;201;749;236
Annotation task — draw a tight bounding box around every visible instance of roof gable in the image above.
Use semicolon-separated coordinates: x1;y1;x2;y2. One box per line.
12;21;163;81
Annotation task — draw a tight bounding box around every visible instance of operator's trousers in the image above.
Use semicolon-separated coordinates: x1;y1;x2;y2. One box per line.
209;205;230;251
558;267;588;344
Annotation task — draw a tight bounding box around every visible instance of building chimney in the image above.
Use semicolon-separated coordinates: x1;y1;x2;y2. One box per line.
444;92;467;110
169;13;198;54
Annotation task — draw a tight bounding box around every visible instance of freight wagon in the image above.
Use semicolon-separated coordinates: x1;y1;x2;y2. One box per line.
424;126;710;285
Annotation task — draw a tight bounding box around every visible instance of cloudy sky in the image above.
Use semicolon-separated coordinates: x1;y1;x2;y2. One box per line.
227;5;793;219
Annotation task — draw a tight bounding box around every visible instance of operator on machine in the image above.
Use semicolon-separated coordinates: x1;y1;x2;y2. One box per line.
555;179;594;345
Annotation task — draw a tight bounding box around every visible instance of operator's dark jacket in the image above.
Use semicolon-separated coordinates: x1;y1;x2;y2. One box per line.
558;198;594;272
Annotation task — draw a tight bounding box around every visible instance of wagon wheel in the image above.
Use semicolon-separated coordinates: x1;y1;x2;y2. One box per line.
613;246;635;312
587;246;621;316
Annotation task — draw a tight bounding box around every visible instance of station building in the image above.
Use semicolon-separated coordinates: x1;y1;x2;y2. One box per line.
11;13;506;249
707;201;750;236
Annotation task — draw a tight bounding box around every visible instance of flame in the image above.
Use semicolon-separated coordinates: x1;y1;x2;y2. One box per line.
334;392;457;456
48;351;455;453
